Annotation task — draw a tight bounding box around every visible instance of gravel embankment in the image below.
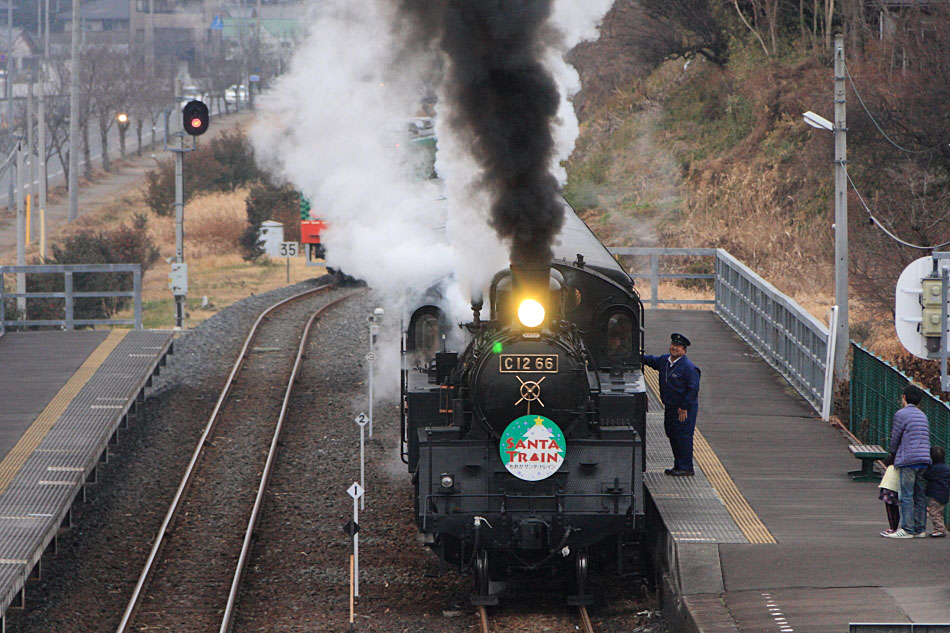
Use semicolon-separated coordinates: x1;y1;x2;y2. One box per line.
6;275;665;633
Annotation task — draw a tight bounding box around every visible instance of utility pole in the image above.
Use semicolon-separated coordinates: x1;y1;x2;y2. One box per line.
27;76;34;237
67;0;80;221
146;0;154;77
44;0;50;59
7;0;13;212
833;33;849;381
40;0;49;258
253;0;261;110
38;74;46;259
15;136;24;315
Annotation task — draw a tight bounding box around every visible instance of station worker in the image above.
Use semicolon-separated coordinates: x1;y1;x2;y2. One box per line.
643;333;701;476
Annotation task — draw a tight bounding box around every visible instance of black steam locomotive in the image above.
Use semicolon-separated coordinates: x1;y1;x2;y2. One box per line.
400;204;646;604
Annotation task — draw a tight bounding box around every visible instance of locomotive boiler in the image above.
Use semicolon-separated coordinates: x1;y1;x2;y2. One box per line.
401;205;647;605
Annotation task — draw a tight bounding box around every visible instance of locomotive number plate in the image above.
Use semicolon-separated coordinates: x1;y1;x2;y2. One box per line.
499;354;558;373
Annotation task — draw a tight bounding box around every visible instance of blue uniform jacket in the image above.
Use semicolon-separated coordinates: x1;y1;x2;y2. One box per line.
643;354;700;410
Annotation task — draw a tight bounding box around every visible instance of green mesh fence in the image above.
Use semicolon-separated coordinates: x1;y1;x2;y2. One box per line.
851;343;950;451
851;343;950;525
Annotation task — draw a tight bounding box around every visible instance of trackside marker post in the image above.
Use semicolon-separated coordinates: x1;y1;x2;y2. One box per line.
355;413;367;509
367;308;383;437
347;482;363;597
349;554;355;631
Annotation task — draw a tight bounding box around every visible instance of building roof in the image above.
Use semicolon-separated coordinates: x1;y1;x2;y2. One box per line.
58;0;130;22
219;17;301;40
0;29;41;57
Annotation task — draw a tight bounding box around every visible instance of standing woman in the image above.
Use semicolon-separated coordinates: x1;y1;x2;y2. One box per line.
644;333;701;476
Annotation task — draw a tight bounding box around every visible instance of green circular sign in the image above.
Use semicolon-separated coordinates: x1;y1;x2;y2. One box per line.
499;415;566;481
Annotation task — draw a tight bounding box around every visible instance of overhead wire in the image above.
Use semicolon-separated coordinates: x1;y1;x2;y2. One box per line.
846;172;950;250
844;62;942;154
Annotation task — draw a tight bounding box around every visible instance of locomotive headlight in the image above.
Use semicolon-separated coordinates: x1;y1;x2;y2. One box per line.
440;473;455;489
517;299;545;328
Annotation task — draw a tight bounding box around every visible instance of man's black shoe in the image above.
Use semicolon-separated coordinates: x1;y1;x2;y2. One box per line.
664;468;677;475
670;469;695;477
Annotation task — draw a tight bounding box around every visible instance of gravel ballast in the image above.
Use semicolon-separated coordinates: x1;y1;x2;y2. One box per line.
5;276;664;633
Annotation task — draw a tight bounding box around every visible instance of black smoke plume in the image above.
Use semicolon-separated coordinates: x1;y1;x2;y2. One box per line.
395;1;565;267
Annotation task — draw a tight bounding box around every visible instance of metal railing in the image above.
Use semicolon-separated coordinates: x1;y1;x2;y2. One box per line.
715;250;830;412
609;247;717;308
0;264;142;332
609;247;831;413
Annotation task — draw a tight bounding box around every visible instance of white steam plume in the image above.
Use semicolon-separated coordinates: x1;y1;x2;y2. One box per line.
250;0;611;401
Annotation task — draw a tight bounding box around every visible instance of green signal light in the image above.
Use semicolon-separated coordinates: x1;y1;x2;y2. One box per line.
492;342;503;354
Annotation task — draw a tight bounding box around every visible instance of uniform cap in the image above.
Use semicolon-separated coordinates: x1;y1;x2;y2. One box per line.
670;333;691;347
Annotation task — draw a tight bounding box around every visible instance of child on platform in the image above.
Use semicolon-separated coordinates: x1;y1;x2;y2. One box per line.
879;454;901;537
924;446;950;537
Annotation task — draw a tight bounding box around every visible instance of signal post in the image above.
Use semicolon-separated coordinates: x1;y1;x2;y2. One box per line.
168;99;210;328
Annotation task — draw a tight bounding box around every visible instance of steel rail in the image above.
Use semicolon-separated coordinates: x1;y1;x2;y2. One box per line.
578;606;595;633
115;284;333;633
219;291;359;633
477;606;490;633
476;604;595;633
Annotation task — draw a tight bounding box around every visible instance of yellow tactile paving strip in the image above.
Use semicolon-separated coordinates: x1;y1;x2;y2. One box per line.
0;330;128;496
644;367;775;544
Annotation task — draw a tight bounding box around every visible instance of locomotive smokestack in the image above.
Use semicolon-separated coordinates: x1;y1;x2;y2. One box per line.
510;264;555;329
393;0;566;267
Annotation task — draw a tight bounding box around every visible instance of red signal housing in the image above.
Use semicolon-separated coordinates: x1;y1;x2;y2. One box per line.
182;100;209;136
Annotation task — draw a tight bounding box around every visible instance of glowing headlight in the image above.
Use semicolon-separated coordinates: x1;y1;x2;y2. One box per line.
517;299;545;328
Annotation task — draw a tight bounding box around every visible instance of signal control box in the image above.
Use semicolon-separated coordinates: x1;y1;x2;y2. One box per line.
920;277;944;339
169;263;188;296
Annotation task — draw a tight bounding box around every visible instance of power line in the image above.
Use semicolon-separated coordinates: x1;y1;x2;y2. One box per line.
847;172;950;250
844;62;942;155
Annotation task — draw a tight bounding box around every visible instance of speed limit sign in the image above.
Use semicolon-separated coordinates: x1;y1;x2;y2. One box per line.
279;241;299;257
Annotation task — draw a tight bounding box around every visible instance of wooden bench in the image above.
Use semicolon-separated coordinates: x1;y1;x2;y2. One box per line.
849;444;889;482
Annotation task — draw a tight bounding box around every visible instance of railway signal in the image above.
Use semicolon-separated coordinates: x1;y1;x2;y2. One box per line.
182;100;209;136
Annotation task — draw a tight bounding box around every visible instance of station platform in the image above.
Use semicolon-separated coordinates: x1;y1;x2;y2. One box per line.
0;329;173;622
643;309;950;633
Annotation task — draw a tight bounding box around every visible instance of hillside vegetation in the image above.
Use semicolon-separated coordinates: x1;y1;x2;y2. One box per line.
568;0;950;390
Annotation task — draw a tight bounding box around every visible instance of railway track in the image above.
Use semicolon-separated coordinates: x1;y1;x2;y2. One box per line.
114;284;358;633
476;605;596;633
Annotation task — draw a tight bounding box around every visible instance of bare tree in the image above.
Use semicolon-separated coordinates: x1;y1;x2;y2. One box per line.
45;56;74;184
83;45;125;173
631;0;729;66
850;163;950;314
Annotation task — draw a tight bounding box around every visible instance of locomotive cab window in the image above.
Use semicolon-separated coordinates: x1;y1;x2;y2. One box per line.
604;311;635;362
407;307;444;367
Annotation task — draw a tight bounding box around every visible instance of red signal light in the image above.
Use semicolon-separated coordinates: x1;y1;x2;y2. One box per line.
182;100;209;136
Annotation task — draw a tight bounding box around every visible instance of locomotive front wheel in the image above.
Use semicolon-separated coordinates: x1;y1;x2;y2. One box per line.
568;549;593;606
471;549;498;606
575;550;589;596
475;549;489;597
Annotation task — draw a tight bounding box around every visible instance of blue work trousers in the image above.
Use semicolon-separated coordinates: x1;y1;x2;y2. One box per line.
899;466;928;535
664;406;696;472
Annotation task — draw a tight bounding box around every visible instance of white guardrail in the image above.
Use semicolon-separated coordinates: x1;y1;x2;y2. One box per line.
0;264;143;334
609;247;832;415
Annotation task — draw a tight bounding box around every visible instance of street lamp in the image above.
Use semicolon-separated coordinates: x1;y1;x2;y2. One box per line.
802;111;833;131
802;33;849;382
